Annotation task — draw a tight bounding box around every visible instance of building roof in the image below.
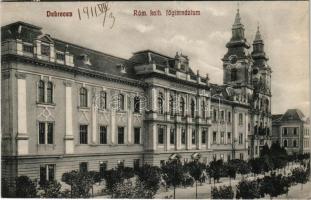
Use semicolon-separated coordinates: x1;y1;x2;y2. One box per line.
273;109;308;123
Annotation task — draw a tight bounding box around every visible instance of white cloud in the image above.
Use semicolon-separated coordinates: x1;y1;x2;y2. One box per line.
208;31;230;42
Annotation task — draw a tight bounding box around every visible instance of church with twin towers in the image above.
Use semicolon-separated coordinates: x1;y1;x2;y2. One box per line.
1;8;272;190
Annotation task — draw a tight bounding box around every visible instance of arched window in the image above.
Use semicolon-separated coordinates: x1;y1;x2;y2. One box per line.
293;140;297;148
80;87;88;107
180;97;185;116
134;96;140;113
283;140;288;148
201;101;206;118
38;80;45;103
169;95;174;116
157;92;164;114
231;68;237;81
47;81;53;103
100;91;107;109
190;99;195;118
118;93;125;111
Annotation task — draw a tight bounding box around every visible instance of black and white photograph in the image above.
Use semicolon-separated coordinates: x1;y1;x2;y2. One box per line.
1;1;310;199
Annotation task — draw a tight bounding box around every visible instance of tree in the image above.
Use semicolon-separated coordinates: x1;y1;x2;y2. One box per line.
15;176;37;198
236;179;261;199
61;170;95;198
225;161;237;185
161;159;185;199
103;168;125;197
249;158;263;176
135;164;162;198
39;180;62;198
118;166;135;181
259;173;290;199
88;171;101;197
291;167;308;190
185;160;205;199
211;185;234;199
61;170;78;197
209;159;223;185
237;160;251;178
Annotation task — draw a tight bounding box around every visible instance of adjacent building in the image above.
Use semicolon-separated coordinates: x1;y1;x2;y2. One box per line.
1;9;272;192
272;109;310;155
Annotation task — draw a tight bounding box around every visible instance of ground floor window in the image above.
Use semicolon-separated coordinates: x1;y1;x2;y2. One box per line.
133;159;140;171
40;164;55;185
117;160;125;168
79;162;88;173
99;161;107;177
239;153;244;160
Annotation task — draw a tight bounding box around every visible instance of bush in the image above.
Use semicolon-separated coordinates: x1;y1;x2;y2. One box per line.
39;180;62;198
61;170;95;198
15;176;38;198
211;185;234;199
1;178;10;197
291;167;308;189
103;168;125;196
135;164;161;197
236;179;261;199
259;173;290;198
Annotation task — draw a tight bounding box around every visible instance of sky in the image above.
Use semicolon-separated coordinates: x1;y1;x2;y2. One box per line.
1;1;309;116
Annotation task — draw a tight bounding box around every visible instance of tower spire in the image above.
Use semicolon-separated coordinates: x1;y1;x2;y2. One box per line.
254;23;263;42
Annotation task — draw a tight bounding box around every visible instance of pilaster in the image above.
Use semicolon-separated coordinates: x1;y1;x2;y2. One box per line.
16;72;28;155
64;80;74;154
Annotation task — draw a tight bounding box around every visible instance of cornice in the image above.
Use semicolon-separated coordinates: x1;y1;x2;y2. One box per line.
2;54;147;88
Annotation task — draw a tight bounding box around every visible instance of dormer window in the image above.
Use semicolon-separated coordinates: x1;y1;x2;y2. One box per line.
117;64;126;73
80;54;92;66
41;44;50;57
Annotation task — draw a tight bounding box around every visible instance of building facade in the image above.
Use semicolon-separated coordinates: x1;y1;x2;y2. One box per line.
1;9;272;192
272;109;310;155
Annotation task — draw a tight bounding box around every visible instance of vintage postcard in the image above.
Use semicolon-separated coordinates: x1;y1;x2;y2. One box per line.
1;1;310;199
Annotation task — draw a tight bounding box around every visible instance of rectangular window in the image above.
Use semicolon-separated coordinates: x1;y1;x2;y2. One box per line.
39;122;45;144
201;130;206;144
227;111;231;123
170;128;175;145
134;127;140;144
79;162;88;173
220;132;224;144
239;113;243;125
158;126;164;144
213;131;217;144
133;159;140;171
40;164;55;184
56;52;65;61
39;122;54;144
192;129;196;145
100;91;107;109
181;128;186;145
99;161;107;177
227;132;231;144
239;133;243;144
80;125;88;144
213;109;217;121
41;44;50;57
283;128;288;136
117;160;124;168
47;123;53;144
100;126;107;144
23;44;33;53
293;128;297;135
220;111;224;121
227;154;231;161
239;153;244;160
118;127;124;144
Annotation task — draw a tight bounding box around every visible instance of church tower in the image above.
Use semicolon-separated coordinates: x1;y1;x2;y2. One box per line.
222;8;253;87
251;25;272;154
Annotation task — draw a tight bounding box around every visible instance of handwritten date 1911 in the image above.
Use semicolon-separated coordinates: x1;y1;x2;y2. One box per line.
77;2;115;28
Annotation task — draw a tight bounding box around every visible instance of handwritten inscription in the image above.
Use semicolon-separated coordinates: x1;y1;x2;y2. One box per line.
78;2;115;28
